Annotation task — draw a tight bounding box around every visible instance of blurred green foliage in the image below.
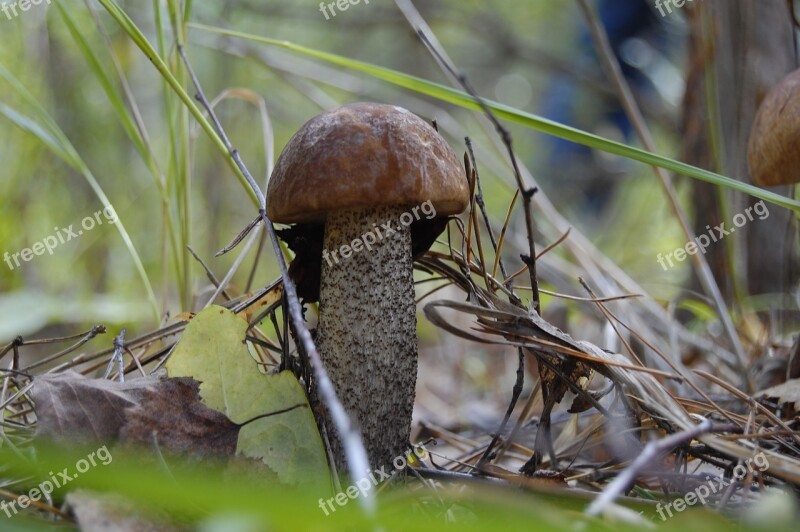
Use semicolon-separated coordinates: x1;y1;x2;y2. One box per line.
0;0;693;345
2;1;796;529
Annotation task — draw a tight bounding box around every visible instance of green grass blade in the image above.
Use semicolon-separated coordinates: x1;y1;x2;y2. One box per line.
55;2;149;170
183;0;193;21
0;69;160;321
95;0;260;207
58;1;188;312
189;24;800;213
0;103;71;162
155;0;189;298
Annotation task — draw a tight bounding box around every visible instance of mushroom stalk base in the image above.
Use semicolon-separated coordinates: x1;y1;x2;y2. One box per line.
317;205;417;472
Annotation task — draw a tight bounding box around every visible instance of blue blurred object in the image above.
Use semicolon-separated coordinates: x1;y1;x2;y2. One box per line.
539;0;667;212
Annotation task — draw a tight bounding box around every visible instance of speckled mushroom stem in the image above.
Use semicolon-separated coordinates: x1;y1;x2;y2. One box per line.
316;205;417;471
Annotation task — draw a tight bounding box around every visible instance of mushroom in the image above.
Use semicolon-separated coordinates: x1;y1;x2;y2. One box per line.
267;103;469;470
748;68;800;186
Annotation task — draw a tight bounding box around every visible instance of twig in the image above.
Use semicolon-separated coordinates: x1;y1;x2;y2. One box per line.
21;326;107;371
414;30;541;313
103;328;127;383
187;245;232;300
176;44;373;513
401;14;538;470
585;418;713;517
246;224;268;293
576;0;748;377
475;347;524;469
578;278;643;366
465;137;508;281
0;487;69;519
48;321;187;374
215;214;261;257
203;222;262;308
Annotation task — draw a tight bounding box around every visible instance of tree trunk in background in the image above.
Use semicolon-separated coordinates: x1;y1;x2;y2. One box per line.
682;0;798;334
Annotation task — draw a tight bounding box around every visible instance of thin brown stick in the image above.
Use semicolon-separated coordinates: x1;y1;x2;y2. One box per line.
414;30;541;313
585;418;714;516
176;44;372;513
576;0;747;376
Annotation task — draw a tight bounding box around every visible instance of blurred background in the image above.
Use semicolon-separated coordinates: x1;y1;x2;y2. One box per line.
0;0;797;429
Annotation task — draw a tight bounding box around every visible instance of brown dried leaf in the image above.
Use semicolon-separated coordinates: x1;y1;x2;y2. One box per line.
32;371;159;444
120;377;239;458
33;371;240;461
758;379;800;413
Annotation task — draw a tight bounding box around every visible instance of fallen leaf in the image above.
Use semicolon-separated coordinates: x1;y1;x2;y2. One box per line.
120;377;239;459
165;305;329;486
758;379;800;413
32;371;159;444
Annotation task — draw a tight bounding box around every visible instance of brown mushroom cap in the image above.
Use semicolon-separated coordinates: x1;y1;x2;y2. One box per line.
267;103;469;223
748;68;800;187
